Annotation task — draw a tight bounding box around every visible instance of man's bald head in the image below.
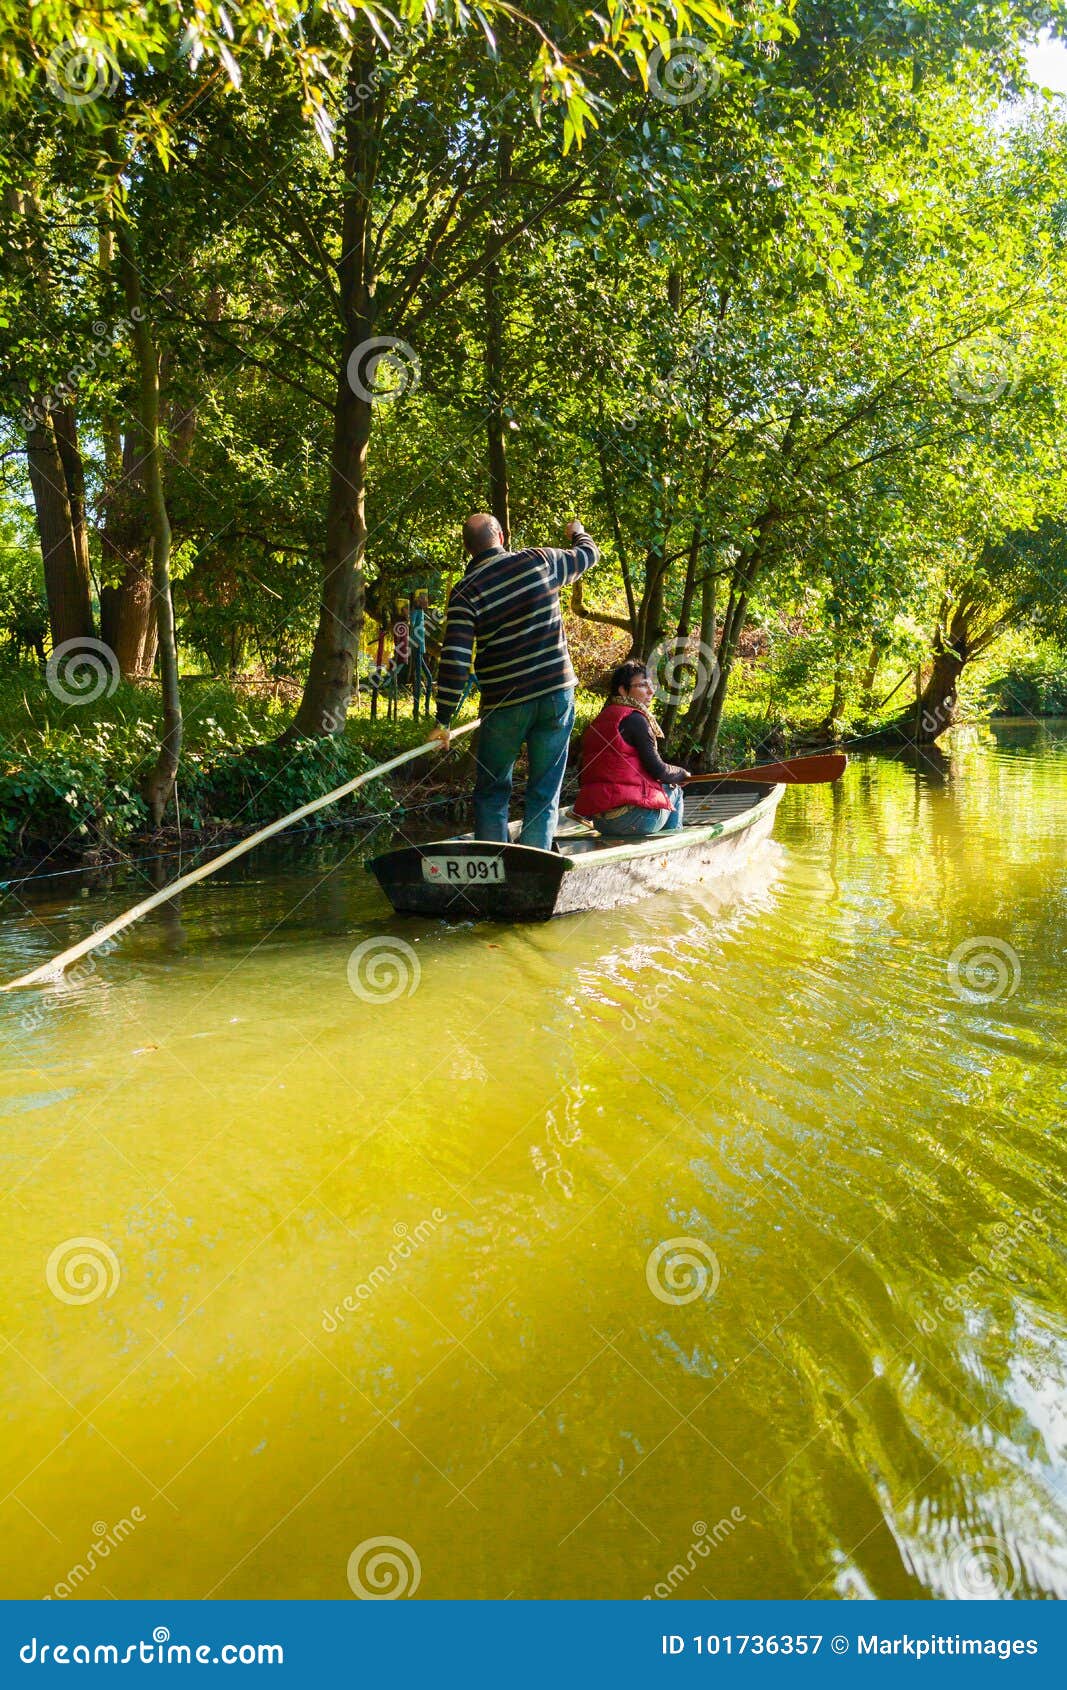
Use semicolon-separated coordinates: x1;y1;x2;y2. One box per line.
462;512;504;556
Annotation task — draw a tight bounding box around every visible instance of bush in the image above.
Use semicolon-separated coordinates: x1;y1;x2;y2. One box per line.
982;652;1067;717
0;674;404;865
184;735;397;830
0;717;153;859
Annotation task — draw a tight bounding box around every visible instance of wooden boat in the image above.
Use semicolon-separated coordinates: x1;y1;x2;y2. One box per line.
367;780;785;922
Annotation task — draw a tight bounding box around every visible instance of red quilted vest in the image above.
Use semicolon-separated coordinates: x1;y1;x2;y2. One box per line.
573;704;671;817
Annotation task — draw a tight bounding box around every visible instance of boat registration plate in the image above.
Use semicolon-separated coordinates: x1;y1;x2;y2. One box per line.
422;854;505;885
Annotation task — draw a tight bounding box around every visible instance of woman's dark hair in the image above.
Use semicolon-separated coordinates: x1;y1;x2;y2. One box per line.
609;660;648;697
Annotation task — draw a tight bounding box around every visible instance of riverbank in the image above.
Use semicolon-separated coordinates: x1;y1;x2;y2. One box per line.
2;646;1064;874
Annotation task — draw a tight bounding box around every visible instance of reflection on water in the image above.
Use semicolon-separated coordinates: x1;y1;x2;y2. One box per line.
0;728;1064;1600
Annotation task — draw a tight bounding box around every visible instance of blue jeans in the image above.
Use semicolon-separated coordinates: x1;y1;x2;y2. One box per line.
473;687;575;851
593;786;685;837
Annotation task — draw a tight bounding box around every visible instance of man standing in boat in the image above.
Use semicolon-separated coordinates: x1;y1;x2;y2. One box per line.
428;513;599;849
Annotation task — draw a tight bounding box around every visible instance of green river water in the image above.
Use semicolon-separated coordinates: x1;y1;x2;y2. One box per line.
0;723;1064;1601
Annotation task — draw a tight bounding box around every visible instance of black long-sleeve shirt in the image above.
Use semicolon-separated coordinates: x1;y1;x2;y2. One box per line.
618;711;690;786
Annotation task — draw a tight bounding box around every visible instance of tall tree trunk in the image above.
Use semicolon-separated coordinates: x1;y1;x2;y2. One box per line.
100;429;158;678
25;410;95;650
98;218;155;679
484;137;512;545
290;43;380;739
634;547;669;656
100;559;157;676
674;566;718;756
595;435;638;640
698;587;749;760
8;183;95;652
912;650;966;742
660;522;704;742
822;649;846;730
112;194;181;824
53;404;92;596
860;640;882;712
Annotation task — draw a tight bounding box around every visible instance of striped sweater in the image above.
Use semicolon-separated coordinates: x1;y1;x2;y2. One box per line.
434;527;599;723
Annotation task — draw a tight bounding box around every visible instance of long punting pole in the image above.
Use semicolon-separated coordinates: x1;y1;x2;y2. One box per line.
1;722;480;993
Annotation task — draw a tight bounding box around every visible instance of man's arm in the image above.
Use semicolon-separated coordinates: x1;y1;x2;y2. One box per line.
543;520;599;587
433;591;476;727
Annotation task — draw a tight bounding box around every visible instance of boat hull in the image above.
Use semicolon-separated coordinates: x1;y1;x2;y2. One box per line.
367;783;783;922
554;784;782;914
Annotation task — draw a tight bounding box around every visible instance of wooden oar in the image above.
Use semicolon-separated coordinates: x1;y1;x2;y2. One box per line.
1;721;480;993
684;751;848;787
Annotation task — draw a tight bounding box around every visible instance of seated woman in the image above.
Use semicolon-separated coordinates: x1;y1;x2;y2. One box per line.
573;661;691;836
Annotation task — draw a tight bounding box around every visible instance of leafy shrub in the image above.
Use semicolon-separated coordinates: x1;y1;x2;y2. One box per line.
983;653;1067;717
0;719;152;858
184;735;397;829
0;674;406;863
